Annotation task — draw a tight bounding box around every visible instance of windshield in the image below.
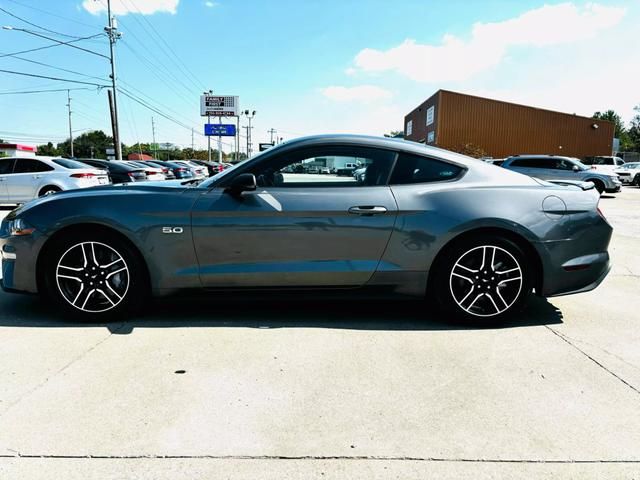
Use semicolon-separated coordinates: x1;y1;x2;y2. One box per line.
621;162;640;169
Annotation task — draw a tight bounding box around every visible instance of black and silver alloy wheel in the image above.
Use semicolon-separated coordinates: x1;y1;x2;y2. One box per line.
449;245;523;318
434;235;531;324
55;241;130;313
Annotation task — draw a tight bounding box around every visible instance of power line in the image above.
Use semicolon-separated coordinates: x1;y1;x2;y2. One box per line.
3;28;110;60
0;69;109;87
0;87;95;95
121;0;205;92
3;55;108;82
0;6;90;39
3;0;100;31
0;33;105;58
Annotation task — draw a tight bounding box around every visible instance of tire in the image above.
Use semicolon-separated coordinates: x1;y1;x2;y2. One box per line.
588;179;605;194
634;175;640;187
433;235;532;325
38;186;61;197
42;231;148;321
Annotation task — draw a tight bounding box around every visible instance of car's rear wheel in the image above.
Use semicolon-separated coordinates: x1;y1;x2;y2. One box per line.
434;235;532;325
42;232;147;320
39;186;61;197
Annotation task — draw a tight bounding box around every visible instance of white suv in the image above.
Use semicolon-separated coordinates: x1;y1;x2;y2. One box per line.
582;156;625;174
0;156;110;204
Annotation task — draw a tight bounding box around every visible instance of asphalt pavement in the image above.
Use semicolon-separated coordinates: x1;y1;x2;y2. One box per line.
0;188;639;479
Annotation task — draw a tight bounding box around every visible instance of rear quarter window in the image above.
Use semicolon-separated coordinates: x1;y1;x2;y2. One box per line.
390;153;463;185
0;158;14;174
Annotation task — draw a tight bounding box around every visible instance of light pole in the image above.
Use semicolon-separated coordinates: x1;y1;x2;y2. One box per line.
242;110;256;158
203;90;213;161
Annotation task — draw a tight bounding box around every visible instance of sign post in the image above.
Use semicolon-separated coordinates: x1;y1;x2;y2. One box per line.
200;94;239;164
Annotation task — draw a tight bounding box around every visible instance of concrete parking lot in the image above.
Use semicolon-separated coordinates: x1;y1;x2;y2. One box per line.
1;188;639;479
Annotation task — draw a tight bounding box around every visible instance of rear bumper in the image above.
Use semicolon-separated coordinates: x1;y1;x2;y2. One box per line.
545;253;611;297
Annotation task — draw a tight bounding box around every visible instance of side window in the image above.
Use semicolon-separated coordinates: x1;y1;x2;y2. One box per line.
390;153;463;185
249;147;396;188
508;158;545;168
14;159;54;173
0;158;15;174
554;159;573;170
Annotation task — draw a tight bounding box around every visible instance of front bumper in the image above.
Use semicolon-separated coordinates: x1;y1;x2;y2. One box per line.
0;232;42;295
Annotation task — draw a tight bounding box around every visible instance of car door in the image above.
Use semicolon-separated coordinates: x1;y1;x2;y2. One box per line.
0;158;15;202
7;158;54;202
191;145;399;288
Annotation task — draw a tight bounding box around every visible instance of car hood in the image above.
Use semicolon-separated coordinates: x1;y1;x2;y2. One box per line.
12;179;201;217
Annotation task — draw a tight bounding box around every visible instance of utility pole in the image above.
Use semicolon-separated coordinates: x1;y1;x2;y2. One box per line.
105;0;122;160
191;128;194;152
268;128;277;145
151;117;157;158
66;90;74;157
203;89;213;162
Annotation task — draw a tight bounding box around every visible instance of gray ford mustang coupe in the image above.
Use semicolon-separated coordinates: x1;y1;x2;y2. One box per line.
0;135;612;323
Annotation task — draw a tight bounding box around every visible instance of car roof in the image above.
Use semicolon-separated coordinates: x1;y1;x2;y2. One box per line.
268;134;487;168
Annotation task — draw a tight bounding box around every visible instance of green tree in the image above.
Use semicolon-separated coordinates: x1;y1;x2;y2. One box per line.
58;130;115;159
37;142;60;156
592;110;633;151
628;105;640;152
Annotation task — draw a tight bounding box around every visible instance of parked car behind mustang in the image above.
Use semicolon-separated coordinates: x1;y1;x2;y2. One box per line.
0;156;110;204
501;155;621;194
614;162;640;186
78;159;148;183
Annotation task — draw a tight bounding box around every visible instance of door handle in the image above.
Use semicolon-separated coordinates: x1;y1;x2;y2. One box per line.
32;175;41;179
348;206;387;216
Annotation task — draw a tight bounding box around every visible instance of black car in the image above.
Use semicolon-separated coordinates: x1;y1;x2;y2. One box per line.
189;160;224;176
144;160;195;180
77;159;147;183
144;161;176;180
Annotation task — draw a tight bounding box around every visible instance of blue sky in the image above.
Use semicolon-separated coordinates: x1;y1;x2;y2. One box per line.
0;0;638;152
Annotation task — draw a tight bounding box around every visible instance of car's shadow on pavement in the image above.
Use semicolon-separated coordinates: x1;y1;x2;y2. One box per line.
0;292;563;334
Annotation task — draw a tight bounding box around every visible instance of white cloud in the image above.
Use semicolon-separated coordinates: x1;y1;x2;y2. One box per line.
353;2;626;82
82;0;179;16
321;85;392;102
204;1;219;7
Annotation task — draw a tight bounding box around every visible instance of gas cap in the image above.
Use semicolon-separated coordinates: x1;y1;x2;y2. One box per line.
542;195;567;219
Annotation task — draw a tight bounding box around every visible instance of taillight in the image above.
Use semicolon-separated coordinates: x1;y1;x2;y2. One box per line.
145;170;156;176
71;173;96;178
162;168;169;174
176;167;187;172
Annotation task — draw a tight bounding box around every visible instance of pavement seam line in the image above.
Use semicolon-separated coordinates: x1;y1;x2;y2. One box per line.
545;326;640;396
0;322;127;418
1;454;640;463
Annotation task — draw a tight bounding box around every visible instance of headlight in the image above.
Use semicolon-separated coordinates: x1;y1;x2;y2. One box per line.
9;218;36;236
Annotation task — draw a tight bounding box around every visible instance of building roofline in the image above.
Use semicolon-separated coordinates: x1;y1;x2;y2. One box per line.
437;89;614;126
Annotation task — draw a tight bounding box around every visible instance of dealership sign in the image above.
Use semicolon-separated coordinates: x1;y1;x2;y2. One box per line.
200;95;239;117
205;124;237;136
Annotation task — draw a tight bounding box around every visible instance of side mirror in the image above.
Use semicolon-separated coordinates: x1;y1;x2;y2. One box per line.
572;165;580;172
225;173;256;195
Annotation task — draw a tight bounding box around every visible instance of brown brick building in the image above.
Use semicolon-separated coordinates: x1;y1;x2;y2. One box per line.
403;90;615;159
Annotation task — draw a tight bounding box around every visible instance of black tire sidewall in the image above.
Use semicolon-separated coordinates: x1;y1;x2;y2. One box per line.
42;232;146;321
434;235;532;325
39;186;61;197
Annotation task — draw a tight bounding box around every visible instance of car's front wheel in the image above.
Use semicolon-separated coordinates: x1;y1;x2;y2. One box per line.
434;235;532;325
42;232;147;320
